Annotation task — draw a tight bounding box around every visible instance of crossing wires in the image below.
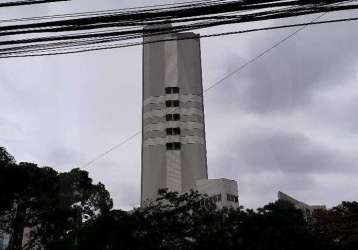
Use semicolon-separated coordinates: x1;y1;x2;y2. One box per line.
1;0;358;58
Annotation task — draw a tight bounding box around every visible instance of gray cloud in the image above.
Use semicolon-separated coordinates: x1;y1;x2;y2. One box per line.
308;89;358;133
45;147;80;166
213;14;358;114
216;129;358;175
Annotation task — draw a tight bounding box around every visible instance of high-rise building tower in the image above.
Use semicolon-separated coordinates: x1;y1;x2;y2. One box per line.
141;26;239;208
141;27;208;205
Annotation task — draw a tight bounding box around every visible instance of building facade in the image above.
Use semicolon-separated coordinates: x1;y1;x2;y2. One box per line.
141;27;208;205
196;179;239;209
141;26;239;208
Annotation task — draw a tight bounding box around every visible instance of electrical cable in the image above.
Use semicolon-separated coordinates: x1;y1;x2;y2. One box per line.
0;1;357;58
1;15;357;58
0;1;354;35
0;0;69;8
0;0;236;23
82;131;141;168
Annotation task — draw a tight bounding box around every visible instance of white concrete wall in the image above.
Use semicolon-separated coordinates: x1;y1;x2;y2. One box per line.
196;178;239;209
141;28;208;206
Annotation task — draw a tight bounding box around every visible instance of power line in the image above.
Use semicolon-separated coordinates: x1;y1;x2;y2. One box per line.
0;0;69;8
2;15;357;58
82;131;141;168
1;0;358;57
81;12;329;168
0;0;237;25
0;0;226;23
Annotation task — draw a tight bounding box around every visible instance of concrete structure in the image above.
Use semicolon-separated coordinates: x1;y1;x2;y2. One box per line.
141;25;238;207
0;231;9;250
278;191;326;220
196;179;239;209
141;25;208;205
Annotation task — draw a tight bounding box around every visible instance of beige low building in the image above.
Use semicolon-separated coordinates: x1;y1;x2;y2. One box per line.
196;179;239;209
278;191;326;220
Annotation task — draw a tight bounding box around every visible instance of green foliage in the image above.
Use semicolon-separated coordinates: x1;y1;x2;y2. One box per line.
71;191;316;250
0;146;15;164
0;147;113;250
74;189;219;250
73;192;358;250
314;201;358;250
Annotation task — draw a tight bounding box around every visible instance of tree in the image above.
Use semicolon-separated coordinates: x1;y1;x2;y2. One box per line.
0;147;113;250
73;189;217;250
238;200;318;250
0;147;19;248
0;146;15;164
315;201;358;250
44;169;113;250
0;147;17;214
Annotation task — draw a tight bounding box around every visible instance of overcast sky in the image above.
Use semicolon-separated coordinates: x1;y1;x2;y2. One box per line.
0;0;357;210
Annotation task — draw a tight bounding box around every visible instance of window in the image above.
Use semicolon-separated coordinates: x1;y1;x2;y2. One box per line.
166;143;173;150
173;127;181;135
209;194;222;203
166;142;181;150
166;128;172;135
166;127;181;135
173;114;180;120
165;87;180;94
165;100;180;107
174;142;181;150
166;114;180;121
226;194;238;203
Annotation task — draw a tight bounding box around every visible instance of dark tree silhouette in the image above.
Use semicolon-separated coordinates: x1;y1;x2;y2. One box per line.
0;147;113;250
1;146;358;250
314;201;358;250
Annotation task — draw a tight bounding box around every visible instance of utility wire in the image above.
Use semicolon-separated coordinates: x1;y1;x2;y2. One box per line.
0;0;239;24
82;131;141;168
81;12;329;168
0;0;226;23
0;0;69;8
2;15;357;58
1;0;357;57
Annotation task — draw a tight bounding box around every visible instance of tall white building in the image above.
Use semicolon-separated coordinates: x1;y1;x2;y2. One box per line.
141;25;238;208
